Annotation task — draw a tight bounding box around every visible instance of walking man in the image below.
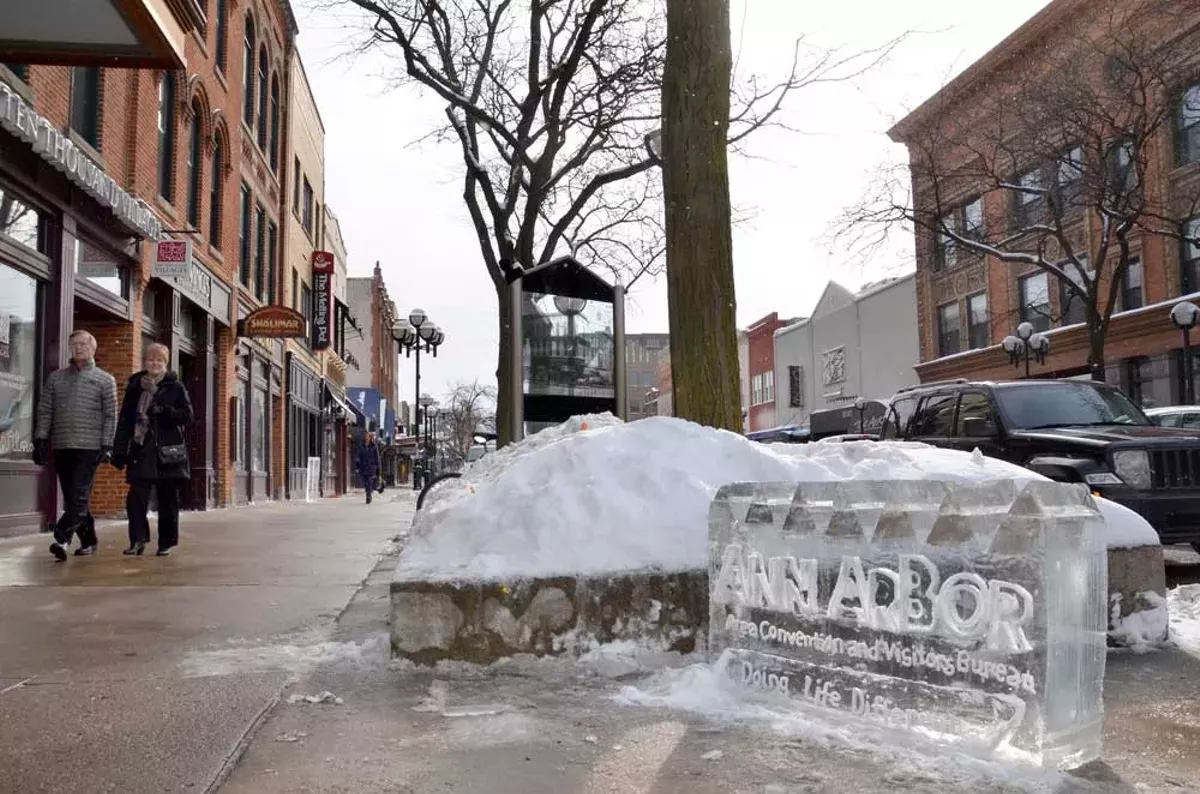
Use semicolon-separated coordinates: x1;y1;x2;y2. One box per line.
356;432;382;504
33;330;117;560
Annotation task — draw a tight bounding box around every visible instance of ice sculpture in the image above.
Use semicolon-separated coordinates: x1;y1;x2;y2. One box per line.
708;479;1107;768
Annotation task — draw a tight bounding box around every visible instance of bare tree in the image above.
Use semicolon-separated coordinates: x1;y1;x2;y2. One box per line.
843;0;1200;380
331;0;902;441
441;379;497;462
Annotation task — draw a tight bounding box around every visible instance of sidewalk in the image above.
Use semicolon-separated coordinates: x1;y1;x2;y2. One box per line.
0;489;413;794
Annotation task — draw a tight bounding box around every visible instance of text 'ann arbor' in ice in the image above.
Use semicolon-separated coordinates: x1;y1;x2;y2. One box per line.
707;478;1108;768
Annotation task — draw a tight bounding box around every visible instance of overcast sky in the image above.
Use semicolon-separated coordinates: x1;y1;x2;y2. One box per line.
294;0;1051;402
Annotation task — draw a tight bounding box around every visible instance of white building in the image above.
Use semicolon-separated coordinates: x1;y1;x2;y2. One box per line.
773;275;919;428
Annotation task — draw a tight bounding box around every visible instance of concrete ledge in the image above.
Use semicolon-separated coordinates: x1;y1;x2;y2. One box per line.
390;570;708;666
1107;545;1168;645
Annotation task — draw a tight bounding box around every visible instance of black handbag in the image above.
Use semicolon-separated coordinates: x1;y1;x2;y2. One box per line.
158;442;188;465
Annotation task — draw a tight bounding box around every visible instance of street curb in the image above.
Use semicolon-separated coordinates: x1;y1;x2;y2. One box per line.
201;686;284;794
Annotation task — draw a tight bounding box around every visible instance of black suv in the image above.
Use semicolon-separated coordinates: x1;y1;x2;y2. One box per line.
881;378;1200;550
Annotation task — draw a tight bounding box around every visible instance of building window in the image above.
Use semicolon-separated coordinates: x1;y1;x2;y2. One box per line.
186;103;202;228
256;46;268;149
967;292;989;350
210;137;224;247
764;371;774;404
1019;271;1051;333
2;64;28;82
302;178;313;233
267;221;278;303
293;157;301;212
253;203;266;299
1123;259;1143;311
937;301;961;357
214;0;228;73
1055;146;1084;210
291;268;298;310
1107;139;1135;193
242;17;255;127
1185;218;1200;293
787;365;802;408
751;373;761;406
238;183;251;287
70;66;101;148
1015;168;1044;227
1126;357;1150;407
157;74;175;200
234;379;247;469
300;283;313;345
0;264;39;460
933;213;956;272
962;197;983;240
269;75;280;171
1181;85;1200;166
1059;257;1092;327
0;187;47;254
252;386;267;473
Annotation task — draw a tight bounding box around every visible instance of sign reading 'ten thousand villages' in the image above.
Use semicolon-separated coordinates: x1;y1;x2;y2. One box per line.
707;479;1107;769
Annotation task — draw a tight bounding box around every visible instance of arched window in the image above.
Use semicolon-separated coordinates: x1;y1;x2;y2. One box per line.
214;0;228;73
257;46;268;149
186;103;203;227
157;73;176;200
242;17;255;126
269;74;280;171
210;135;224;246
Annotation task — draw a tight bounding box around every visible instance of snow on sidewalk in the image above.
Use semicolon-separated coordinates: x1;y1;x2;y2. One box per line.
400;414;1158;581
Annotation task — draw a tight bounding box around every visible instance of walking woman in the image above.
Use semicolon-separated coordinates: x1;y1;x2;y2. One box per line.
111;343;194;556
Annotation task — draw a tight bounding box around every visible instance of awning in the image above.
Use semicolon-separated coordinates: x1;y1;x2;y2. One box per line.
325;386;358;426
0;0;201;70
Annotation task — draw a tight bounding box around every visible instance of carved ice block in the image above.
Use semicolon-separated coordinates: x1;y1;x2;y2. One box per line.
708;479;1107;769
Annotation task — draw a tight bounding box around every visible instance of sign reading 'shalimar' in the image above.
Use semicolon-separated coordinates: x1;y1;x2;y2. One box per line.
708;479;1107;769
239;306;306;339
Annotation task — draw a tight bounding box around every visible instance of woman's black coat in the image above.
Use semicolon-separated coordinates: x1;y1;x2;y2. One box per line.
112;371;194;483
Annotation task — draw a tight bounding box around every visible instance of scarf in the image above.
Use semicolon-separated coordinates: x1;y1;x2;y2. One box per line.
133;373;165;446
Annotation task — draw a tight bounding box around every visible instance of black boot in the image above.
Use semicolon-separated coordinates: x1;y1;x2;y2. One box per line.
123;542;146;556
73;545;97;556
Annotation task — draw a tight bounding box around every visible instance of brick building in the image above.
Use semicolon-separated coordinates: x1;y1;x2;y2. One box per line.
746;313;800;432
0;0;308;531
625;333;669;420
891;0;1200;409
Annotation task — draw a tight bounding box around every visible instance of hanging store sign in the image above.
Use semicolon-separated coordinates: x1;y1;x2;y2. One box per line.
0;81;162;240
311;251;334;351
152;240;191;279
239;305;306;339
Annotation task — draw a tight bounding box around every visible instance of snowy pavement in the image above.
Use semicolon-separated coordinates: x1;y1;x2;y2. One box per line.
221;547;1200;794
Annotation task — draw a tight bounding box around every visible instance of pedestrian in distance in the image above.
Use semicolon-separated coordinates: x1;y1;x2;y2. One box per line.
32;329;117;561
357;432;382;504
111;343;194;557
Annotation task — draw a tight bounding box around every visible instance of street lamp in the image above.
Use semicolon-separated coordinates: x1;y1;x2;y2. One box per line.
644;128;662;165
1172;300;1200;404
553;295;588;394
393;310;445;489
1001;321;1050;379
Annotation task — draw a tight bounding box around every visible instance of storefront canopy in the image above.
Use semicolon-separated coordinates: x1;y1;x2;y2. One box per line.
0;0;203;69
325;385;357;426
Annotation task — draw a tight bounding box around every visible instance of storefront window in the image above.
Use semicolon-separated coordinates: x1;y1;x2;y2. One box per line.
0;264;38;459
235;379;247;469
74;238;129;299
0;189;46;255
252;386;267;472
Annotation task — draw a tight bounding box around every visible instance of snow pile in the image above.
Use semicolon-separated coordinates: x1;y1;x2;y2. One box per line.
1109;592;1170;652
1169;584;1200;658
399;415;1158;581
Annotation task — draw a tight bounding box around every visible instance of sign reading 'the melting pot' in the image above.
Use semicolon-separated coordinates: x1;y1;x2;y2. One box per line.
708;479;1107;768
311;251;334;351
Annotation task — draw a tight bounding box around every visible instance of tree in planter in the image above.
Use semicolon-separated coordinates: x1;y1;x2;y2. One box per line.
843;0;1200;380
441;379;497;463
332;0;902;442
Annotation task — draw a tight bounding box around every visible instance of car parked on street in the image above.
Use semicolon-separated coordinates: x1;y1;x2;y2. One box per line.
1146;405;1200;430
881;378;1200;551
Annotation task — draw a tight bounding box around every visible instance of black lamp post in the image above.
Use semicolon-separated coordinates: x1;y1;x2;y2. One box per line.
854;398;866;434
1172;300;1200;404
393;309;444;489
1001;321;1050;378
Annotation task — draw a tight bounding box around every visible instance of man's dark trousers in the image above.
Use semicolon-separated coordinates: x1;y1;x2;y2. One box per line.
53;449;100;547
363;474;376;504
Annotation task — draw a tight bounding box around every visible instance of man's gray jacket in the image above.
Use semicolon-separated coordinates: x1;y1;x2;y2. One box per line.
35;360;117;451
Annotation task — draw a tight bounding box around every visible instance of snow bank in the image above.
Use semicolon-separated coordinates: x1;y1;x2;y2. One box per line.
1109;592;1170;652
400;415;1158;581
1169;584;1200;658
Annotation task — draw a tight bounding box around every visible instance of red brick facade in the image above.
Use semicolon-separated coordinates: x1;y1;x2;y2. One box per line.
892;0;1200;409
0;0;301;522
747;313;788;431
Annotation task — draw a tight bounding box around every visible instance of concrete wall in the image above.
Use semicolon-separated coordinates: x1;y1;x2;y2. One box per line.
774;276;919;428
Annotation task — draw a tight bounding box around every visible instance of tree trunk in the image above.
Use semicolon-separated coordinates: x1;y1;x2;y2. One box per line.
662;0;740;431
1088;327;1108;382
495;281;515;446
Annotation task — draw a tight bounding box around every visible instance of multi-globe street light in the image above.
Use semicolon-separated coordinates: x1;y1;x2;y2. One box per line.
1171;300;1200;404
1001;321;1051;379
392;309;444;489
